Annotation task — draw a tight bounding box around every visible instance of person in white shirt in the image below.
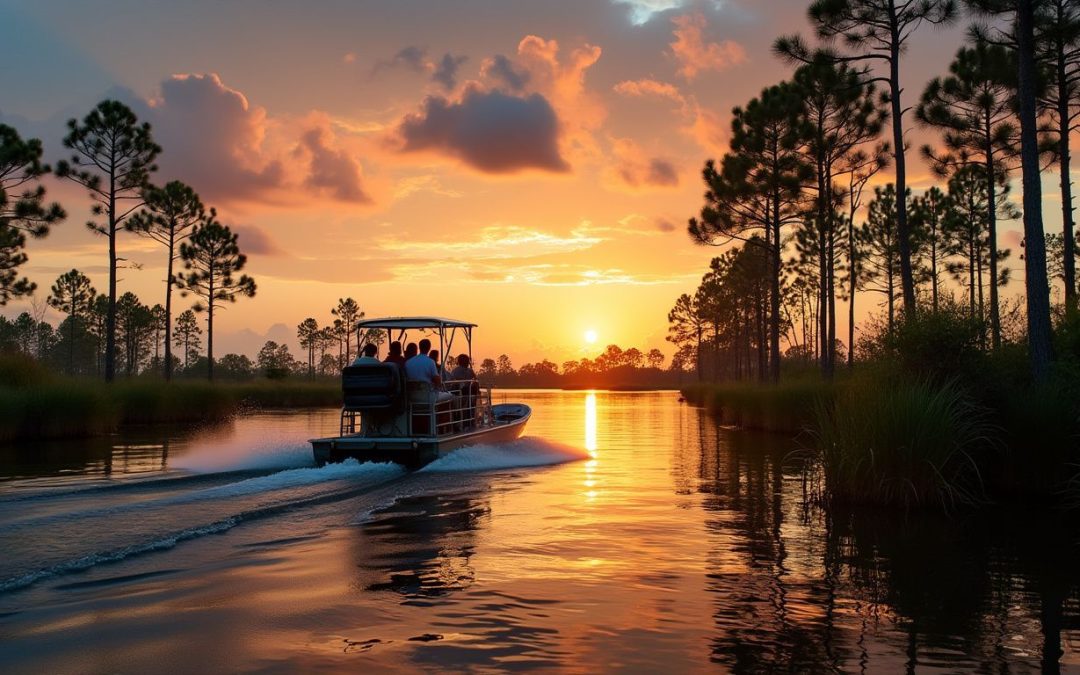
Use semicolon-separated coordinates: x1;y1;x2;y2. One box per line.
351;343;381;366
405;338;453;403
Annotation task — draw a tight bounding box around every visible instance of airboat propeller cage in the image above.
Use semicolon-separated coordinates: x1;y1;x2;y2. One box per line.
355;316;478;368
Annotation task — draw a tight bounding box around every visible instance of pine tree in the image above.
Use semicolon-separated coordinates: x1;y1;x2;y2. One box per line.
55;100;160;382
917;41;1018;347
176;219;256;381
173;309;202;371
128;181;206;380
47;269;95;375
776;0;958;319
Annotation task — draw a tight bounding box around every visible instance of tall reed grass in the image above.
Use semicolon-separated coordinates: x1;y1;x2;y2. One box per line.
811;377;994;510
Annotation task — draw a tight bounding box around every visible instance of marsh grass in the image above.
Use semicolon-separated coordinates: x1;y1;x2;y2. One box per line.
682;378;835;433
811;376;995;510
0;375;341;441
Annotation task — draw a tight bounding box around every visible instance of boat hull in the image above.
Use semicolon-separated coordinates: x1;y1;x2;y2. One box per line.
310;403;530;468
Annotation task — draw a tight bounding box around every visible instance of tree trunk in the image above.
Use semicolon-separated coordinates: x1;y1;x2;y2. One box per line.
1017;0;1054;381
105;182;117;383
207;269;215;382
827;219;836;378
986;148;1001;348
931;215;939;313
68;308;76;376
889;22;916;318
770;203;781;383
1058;47;1076;309
164;227;175;381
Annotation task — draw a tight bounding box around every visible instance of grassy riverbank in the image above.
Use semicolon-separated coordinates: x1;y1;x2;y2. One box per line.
683;367;1080;509
0;359;340;441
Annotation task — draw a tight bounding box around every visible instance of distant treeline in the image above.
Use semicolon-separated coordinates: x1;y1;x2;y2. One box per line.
471;345;684;389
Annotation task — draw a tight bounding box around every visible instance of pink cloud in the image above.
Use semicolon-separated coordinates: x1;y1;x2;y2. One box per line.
670;13;746;80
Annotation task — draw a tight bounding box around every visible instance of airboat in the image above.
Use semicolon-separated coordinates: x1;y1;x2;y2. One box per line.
309;317;531;468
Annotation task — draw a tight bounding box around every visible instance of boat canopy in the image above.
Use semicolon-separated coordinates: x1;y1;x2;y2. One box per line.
355;316;477;330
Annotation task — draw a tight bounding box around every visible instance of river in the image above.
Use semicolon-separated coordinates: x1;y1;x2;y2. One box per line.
0;390;1078;672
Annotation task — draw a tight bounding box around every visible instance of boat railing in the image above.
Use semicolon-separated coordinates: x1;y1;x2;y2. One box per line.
341;378;495;439
409;378;493;437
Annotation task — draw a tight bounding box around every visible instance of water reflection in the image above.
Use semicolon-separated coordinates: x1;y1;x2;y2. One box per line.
352;489;488;600
692;413;1080;672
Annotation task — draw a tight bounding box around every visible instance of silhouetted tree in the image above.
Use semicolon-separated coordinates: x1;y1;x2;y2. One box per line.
331;297;362;362
910;187;955;312
859;184;906;332
0;225;33;305
667;292;706;380
1;124;68;304
647;348;665;369
1037;0;1080;308
297;318;320;378
965;0;1053;379
116;292;155;377
793;60;888;376
173;309;202;371
55;100;160;382
918;42;1018;347
128;181;206;380
690;81;809;382
0;123;66;238
176;219;256;381
776;0;958;319
47;269;95;374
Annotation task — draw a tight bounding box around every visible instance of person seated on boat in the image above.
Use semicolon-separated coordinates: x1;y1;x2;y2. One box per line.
448;354;476;382
350;343;380;366
404;342;419;361
427;349;447;380
405;338;453;404
383;341;406;367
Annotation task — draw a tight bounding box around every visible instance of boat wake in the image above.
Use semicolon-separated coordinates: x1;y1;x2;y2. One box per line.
0;436;583;596
421;437;589;472
0;459;404;594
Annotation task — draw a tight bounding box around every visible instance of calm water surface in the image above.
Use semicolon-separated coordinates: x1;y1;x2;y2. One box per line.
0;390;1078;673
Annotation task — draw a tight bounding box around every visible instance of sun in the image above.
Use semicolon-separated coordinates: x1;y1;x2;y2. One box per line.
584;329;598;344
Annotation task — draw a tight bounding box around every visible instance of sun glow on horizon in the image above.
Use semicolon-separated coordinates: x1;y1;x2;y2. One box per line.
584;329;598;344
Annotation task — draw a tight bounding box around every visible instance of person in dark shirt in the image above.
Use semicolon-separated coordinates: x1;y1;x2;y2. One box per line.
383;341;406;367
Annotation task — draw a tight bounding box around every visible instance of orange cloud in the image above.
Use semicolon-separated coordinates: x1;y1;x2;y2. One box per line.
670;13;746;80
144;74;372;207
604;137;680;192
613;79;726;153
388;35;604;174
393;85;569;173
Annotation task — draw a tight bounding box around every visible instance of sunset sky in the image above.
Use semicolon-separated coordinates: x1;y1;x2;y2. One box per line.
0;0;1043;364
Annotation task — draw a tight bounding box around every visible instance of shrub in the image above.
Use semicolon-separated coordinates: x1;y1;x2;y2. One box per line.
860;303;986;384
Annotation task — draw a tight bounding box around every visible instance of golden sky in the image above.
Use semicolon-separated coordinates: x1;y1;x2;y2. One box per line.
0;0;1042;363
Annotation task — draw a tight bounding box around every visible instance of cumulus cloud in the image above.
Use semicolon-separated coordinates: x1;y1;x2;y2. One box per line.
140;73;371;206
296;124;371;203
389;35;602;174
232;223;284;256
146;73;284;202
394;86;569;173
670;12;746;79
481;54;531;92
605;137;679;191
373;46;428;74
371;46;470;91
432;53;469;91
